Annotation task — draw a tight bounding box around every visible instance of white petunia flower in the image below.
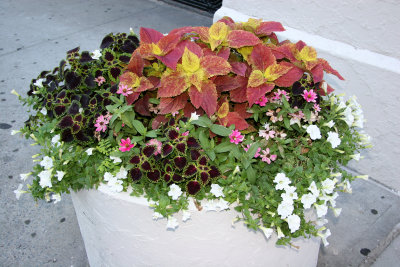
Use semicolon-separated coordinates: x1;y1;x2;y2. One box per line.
51;193;61;204
308;181;320;196
287;214;301;233
11;130;20;135
182;210;191;222
203;199;217;212
107;177;123;192
51;135;60;146
314;203;328;218
321;178;337;194
216;198;230;211
259;226;273;239
263;122;270;130
14;184;25;200
189;112;200;122
306;125;321;140
56;171;65;181
274;173;291;191
301;193;317;209
316;218;328;227
277;200;294;219
320;192;339;207
343;106;354;127
353;115;364;128
277;227;285;239
324;120;335;128
168;184;182;200
40;107;47;115
152;212;164;220
281;186;298;204
20;172;32;181
104;172;114;182
33;78;44;88
85;148;94;156
115;166;128;179
233;165;240;174
38;170;53;188
342;180;352;193
40;156;53;170
11;89;20;97
166;216;179;230
327;131;341;148
210;184;224;197
110;156;122;164
318;228;331;247
91;49;102;60
332;207;342;217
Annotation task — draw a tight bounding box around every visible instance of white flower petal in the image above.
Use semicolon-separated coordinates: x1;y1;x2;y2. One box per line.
168;184;182;200
166;217;179;230
210;184;224;197
182;210;191;222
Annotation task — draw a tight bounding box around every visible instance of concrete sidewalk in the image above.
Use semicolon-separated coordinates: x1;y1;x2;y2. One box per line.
0;0;399;266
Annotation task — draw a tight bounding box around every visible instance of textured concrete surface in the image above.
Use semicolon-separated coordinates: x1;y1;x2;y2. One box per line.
1;0;400;267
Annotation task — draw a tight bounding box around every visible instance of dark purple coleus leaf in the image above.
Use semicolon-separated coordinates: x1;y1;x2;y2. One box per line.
65;71;81;89
198;156;208;166
168;129;179;140
119;55;131;64
84;75;96;88
61;128;74;142
130;155;141;164
68;102;80;115
162;143;173;157
110;67;121;80
104;51;114;62
184;164;197;177
172;173;183;183
130;168;142;182
187;137;200;148
75;131;90;142
72;124;80;133
141;161;152;171
147;170;161;182
121;40;136;54
176;142;186;154
80;51;93;63
200;172;209;184
59;116;73;128
168;118;175;127
100;35;114;49
186;180;201;195
143;146;156;158
165;164;173;173
209;166;221;178
174;156;187;170
54;105;66;116
190;150;201;161
163;173;171;182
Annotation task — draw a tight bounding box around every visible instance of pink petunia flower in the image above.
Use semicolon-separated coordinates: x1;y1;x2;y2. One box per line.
146;139;162;155
272;89;290;102
104;112;112;123
259;129;275;140
313;103;321;112
119;138;135;152
182;131;189;136
255;95;268;106
229;130;244;145
244;144;261;158
260;148;277;164
94;115;108;132
117;84;133;96
302;89;317;103
266;108;283;123
94;76;106;86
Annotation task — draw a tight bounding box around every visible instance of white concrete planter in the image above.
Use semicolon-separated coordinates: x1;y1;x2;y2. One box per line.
71;185;320;267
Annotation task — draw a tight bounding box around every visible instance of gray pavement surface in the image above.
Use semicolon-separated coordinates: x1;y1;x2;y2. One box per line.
0;0;399;266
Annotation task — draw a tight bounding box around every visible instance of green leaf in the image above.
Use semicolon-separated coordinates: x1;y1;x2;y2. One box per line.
215;141;235;153
149;98;160;105
109;96;122;105
199;129;210;149
210;124;231;136
283;117;291;130
114;121;122;133
130;136;144;143
145;130;157;138
246;142;259;159
192;116;212;128
206;150;216;161
132;120;146;135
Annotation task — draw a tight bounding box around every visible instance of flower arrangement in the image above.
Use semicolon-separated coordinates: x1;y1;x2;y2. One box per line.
13;17;371;246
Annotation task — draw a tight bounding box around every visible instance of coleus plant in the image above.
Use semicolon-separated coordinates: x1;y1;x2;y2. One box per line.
13;17;370;247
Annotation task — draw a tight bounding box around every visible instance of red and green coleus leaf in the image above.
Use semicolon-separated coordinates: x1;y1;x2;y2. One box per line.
119;72;154;93
238;18;285;37
158;93;188;115
188;81;218;116
219;111;249;130
247;83;274;107
158;71;188;98
226;30;261;48
274;62;304;87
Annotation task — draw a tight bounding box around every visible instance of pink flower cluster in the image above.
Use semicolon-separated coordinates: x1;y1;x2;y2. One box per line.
229;130;244;144
302;89;317;103
272;89;290;102
94;113;112;132
244;144;261;158
94;76;106;86
117;84;133;96
255;95;268;106
119;138;135;152
260;148;277;164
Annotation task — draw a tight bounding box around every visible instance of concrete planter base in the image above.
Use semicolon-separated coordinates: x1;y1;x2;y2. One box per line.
71;185;320;267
